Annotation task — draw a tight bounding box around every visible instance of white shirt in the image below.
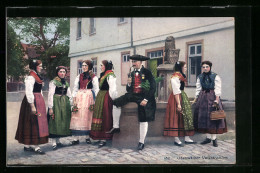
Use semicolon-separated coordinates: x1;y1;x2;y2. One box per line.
195;75;222;98
107;75;118;100
25;76;43;104
171;77;182;95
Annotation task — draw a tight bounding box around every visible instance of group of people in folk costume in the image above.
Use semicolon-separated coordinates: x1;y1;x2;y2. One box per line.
15;55;227;154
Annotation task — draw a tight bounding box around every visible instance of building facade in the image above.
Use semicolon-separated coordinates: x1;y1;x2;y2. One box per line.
69;17;235;101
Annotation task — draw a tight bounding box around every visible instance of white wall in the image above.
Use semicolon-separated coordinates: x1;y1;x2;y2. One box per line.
69;17;235;101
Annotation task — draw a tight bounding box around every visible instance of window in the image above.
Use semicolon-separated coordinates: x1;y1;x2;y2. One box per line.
77;18;82;39
121;52;130;85
118;18;127;24
147;50;163;59
91;58;97;75
122;54;130;62
77;60;83;75
89;18;96;35
188;43;202;86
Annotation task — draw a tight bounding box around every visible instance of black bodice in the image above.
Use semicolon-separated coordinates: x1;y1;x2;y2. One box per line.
99;78;109;90
33;82;42;92
55;86;68;95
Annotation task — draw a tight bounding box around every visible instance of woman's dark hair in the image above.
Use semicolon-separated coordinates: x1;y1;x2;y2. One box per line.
56;66;67;76
174;61;186;78
174;61;186;72
29;59;42;71
82;60;93;71
102;60;113;71
201;61;212;68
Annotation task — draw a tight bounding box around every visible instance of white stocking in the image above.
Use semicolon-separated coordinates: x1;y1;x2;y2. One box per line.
211;134;217;140
184;136;193;142
174;137;182;144
139;122;148;144
206;134;211;139
112;106;121;128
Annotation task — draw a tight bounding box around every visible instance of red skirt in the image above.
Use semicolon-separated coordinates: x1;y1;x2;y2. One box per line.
163;93;195;137
90;91;113;140
15;93;49;145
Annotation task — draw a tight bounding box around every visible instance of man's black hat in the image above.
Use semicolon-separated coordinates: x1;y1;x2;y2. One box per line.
129;54;150;61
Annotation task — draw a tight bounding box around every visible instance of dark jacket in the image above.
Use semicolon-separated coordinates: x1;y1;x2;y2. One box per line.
126;66;156;121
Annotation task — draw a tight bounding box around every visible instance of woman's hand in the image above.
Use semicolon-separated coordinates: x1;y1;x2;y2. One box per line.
191;98;197;105
214;96;220;104
73;97;77;106
30;104;36;114
49;108;55;119
177;104;182;112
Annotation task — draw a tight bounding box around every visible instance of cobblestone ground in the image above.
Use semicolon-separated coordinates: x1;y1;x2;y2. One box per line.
6;102;235;166
7;136;235;165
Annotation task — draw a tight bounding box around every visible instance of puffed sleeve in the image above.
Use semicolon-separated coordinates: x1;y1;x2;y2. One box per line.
67;87;73;105
107;75;118;100
171;77;181;95
214;75;222;96
25;76;35;104
48;80;56;108
195;78;202;98
92;76;99;97
72;75;80;97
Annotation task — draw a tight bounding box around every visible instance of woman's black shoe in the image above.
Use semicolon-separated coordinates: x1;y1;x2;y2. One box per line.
86;138;92;144
71;140;79;145
185;141;197;144
35;149;45;155
52;144;58;150
24;146;34;152
57;143;65;148
106;128;120;134
98;141;106;148
212;139;218;147
174;142;184;147
200;138;212;145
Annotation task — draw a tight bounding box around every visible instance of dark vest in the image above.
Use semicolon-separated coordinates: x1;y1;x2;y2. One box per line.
99;78;109;90
55;86;68;95
198;72;217;90
33;82;42;92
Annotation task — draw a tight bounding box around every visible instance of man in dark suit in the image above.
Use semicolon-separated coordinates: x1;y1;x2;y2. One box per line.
106;54;156;150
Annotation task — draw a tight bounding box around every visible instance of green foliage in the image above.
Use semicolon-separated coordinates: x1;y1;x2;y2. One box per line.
7;25;28;81
140;77;164;91
7;17;70;80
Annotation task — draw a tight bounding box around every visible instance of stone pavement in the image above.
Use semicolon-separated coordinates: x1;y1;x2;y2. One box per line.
6;102;236;165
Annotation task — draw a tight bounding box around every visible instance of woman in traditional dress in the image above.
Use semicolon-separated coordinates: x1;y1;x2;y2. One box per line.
48;66;72;150
15;59;49;154
70;60;99;145
90;60;117;148
193;61;227;147
163;61;196;147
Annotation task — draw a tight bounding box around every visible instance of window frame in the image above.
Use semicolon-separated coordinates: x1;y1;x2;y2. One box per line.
89;18;96;36
76;18;82;40
185;40;204;87
118;17;128;25
91;57;97;76
121;51;131;86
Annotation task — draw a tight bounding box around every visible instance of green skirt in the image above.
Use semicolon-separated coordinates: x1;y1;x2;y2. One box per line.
48;95;71;137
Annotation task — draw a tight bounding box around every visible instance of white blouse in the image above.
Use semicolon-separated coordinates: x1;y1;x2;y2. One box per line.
195;75;222;98
25;76;43;104
48;80;72;108
72;75;99;98
107;75;118;100
171;77;182;95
